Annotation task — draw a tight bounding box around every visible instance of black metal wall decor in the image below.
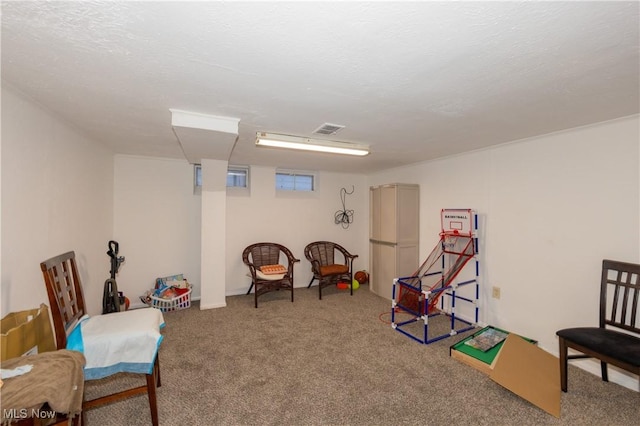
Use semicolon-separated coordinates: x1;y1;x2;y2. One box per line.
334;186;354;229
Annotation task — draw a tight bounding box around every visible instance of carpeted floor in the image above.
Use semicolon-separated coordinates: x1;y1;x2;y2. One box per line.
84;285;639;425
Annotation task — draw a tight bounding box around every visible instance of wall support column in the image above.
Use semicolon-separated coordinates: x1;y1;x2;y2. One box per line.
200;159;228;309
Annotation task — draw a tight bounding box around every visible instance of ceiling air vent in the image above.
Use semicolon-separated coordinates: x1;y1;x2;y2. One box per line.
313;123;345;135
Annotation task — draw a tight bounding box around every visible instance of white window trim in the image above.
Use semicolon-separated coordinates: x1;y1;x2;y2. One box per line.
194;164;251;194
227;165;250;196
227;165;250;189
275;168;317;192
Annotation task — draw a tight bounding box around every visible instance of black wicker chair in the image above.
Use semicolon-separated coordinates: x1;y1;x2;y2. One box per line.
243;242;299;308
304;241;358;299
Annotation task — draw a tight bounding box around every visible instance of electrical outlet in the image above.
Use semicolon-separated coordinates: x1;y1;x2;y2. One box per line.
492;286;501;299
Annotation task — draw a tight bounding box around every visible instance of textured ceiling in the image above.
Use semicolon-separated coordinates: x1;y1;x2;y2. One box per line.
1;1;638;173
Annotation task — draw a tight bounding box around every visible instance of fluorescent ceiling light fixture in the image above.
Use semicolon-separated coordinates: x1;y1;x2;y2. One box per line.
256;132;369;156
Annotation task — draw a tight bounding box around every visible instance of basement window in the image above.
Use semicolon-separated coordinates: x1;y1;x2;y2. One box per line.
276;169;315;192
193;165;249;189
227;166;249;188
194;164;202;188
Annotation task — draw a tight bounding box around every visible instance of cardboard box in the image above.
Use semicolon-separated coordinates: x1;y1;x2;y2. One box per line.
450;327;560;418
490;334;561;417
1;304;56;361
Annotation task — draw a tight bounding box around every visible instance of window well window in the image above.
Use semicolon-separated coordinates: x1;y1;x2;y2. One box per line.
194;164;202;188
194;165;249;189
276;170;315;192
227;166;249;188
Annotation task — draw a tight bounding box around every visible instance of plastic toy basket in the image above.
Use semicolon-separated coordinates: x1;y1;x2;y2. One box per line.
149;285;192;312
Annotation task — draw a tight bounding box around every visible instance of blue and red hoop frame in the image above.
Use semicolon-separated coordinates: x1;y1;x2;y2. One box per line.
391;209;480;344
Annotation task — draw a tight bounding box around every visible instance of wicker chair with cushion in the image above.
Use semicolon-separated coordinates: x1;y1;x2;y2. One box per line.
304;241;358;299
556;259;640;392
243;242;300;308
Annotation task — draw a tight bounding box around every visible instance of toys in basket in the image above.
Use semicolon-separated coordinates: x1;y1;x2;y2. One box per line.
140;274;192;312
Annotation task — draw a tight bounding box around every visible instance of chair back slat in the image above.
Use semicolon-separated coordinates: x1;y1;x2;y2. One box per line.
632;281;639;327
602;259;640;333
40;251;86;349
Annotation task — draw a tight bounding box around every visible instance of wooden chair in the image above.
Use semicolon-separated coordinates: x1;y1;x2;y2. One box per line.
304;241;358;299
242;242;299;308
556;259;640;392
40;251;163;425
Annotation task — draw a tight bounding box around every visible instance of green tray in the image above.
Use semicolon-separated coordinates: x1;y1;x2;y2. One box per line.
450;326;536;365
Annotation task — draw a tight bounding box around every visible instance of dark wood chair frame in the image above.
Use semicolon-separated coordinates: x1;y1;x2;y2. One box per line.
242;242;300;308
304;241;358;300
40;251;161;426
556;259;640;392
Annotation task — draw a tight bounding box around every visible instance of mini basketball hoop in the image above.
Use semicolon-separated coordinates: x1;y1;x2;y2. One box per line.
441;209;474;237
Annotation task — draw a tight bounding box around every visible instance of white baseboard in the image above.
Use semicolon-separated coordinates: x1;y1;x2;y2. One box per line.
199;301;226;310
